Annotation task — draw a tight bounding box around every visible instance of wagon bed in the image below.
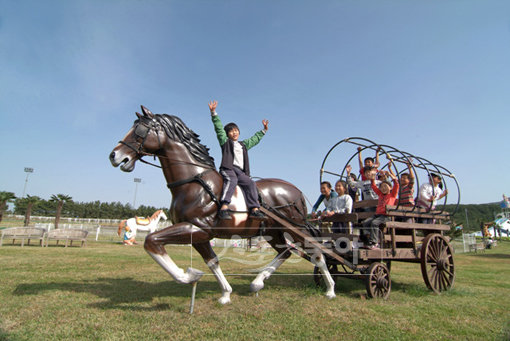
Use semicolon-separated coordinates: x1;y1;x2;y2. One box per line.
315;199;455;297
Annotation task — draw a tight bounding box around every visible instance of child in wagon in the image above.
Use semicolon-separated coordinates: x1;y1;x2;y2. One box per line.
209;100;268;220
361;165;399;249
311;181;338;218
357;146;380;181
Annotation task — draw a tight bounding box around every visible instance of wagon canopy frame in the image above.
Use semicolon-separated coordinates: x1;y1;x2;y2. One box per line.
319;137;460;216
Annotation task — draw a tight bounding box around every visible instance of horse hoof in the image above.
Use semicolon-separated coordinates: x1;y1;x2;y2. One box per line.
218;295;231;305
326;292;336;299
186;267;204;283
250;280;264;293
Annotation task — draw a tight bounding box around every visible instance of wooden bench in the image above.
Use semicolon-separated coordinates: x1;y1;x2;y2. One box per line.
0;227;47;247
45;229;89;247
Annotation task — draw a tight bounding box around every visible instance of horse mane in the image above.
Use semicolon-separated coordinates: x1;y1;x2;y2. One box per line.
152;114;216;168
150;210;161;220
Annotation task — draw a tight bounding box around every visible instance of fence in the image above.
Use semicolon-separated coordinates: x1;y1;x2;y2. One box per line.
10;215;122;225
32;221;267;249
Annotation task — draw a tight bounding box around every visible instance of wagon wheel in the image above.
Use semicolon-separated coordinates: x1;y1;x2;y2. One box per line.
420;233;455;293
365;262;391;299
313;264;339;288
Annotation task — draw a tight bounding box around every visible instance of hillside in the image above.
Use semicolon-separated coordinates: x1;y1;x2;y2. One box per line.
443;202;503;232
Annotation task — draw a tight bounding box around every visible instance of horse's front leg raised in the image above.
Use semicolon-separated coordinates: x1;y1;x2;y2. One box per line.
144;222;233;304
144;222;208;285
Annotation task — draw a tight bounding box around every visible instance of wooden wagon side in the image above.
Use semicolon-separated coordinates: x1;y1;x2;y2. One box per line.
317;199;455;298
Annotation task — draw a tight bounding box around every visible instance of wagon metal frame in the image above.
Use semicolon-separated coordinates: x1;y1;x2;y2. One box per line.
309;137;459;298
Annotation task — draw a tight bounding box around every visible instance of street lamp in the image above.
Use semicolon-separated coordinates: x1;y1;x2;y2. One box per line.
22;167;34;197
133;178;142;208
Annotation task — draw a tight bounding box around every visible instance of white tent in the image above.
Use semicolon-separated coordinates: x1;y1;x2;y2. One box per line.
494;217;510;237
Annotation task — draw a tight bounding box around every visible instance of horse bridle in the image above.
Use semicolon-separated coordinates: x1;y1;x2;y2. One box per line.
118;119;164;168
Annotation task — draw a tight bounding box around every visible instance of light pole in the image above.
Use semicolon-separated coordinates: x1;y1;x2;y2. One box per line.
464;208;469;230
22;167;34;197
133;178;142;208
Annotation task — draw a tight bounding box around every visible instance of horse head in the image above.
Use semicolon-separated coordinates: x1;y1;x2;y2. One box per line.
110;106;166;172
160;210;168;221
110;106;215;172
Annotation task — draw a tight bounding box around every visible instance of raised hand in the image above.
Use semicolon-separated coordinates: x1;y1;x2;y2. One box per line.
208;100;218;113
262;119;269;131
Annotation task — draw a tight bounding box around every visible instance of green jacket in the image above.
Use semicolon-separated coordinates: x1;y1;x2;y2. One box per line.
211;113;266;176
211;114;265;149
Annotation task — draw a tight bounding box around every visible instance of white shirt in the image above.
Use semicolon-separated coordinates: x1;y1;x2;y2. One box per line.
232;140;244;169
417;183;443;208
328;194;353;214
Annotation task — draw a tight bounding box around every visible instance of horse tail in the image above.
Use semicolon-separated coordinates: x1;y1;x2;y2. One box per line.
118;220;126;236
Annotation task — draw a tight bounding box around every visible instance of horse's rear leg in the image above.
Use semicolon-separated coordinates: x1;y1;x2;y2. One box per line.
251;231;336;299
144;222;210;285
312;253;336;299
250;232;292;293
193;242;233;305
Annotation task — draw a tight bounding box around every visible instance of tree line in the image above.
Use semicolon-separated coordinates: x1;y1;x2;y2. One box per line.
0;191;167;223
443;202;503;232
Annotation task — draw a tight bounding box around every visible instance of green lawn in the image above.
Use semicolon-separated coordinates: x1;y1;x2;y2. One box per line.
0;240;509;340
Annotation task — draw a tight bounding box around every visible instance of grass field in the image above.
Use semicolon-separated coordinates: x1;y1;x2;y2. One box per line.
0;238;509;340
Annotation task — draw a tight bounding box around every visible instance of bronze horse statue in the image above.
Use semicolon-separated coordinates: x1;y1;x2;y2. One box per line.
109;106;336;304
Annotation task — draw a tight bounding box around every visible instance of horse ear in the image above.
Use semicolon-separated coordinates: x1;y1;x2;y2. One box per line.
136;112;142;119
141;105;154;118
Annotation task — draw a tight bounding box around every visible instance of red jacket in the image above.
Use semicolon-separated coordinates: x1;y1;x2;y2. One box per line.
371;179;399;215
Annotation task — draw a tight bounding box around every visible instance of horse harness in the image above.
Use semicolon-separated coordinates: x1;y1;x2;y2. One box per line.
167;169;221;206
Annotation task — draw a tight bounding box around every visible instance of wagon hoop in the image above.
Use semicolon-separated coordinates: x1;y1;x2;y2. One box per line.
319;137;460;217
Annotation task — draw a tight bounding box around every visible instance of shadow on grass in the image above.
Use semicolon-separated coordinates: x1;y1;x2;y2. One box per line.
13;277;222;311
276;271;434;299
467;253;510;259
11;269;449;309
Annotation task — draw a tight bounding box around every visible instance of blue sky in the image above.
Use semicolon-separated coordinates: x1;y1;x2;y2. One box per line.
1;0;509;210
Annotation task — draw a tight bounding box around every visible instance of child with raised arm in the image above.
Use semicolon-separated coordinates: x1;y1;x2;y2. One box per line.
357;146;380;180
209;100;268;220
398;159;415;207
346;165;381;205
361;166;399;249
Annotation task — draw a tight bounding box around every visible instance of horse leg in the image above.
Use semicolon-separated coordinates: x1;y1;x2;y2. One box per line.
193;242;233;305
251;231;336;299
284;230;336;299
117;220;126;237
250;232;292;293
311;253;336;299
144;222;210;285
